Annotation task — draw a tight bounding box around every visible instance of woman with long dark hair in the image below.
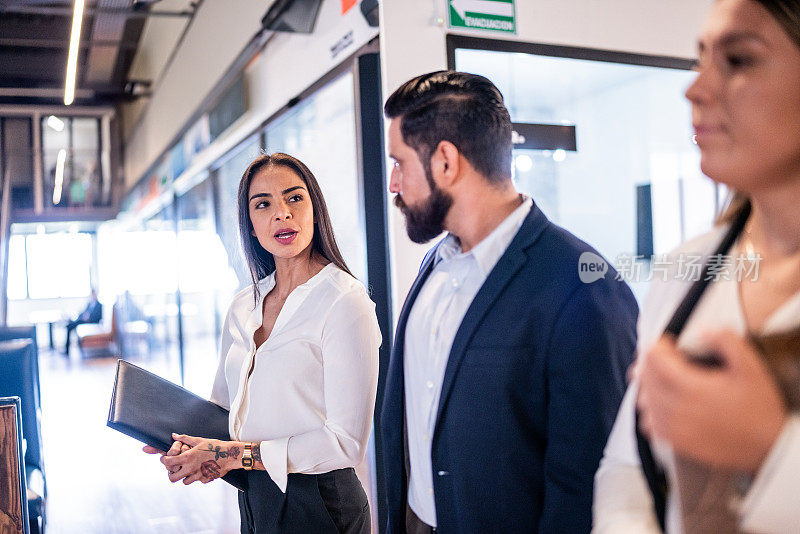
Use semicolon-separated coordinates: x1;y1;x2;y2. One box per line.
594;1;800;532
146;153;380;533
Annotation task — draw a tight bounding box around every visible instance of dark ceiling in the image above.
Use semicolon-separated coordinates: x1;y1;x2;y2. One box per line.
0;0;192;106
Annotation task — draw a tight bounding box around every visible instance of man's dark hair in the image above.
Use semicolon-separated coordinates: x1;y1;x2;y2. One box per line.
384;70;513;183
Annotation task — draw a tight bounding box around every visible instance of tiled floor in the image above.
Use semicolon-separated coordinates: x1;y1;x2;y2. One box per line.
39;351;240;533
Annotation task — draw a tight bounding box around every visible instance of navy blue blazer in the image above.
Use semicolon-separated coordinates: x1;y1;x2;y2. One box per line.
380;204;638;533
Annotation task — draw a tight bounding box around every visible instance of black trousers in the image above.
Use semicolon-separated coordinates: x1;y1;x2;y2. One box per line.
238;467;370;534
406;504;436;534
64;319;91;354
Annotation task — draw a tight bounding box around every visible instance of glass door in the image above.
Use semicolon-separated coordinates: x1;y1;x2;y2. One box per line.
455;46;707;300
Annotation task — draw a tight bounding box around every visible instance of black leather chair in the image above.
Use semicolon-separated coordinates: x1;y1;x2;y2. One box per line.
0;327;41;400
0;337;46;534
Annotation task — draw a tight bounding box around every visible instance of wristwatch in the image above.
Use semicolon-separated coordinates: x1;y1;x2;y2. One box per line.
242;443;254;470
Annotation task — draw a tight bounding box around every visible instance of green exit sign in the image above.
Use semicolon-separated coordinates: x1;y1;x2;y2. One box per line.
449;0;516;34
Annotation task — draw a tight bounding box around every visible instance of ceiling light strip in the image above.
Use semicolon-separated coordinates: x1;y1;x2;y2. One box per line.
64;0;86;105
53;149;67;204
47;115;65;132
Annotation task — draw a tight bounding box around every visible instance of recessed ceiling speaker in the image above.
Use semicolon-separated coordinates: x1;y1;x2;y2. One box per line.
261;0;323;33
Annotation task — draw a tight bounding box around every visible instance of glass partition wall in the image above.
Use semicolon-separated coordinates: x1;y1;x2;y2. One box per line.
41;116;104;209
96;204;182;377
264;70;368;281
211;72;369;288
453;41;709;300
176;178;237;394
0;110;114;228
3;118;34;210
211;137;262;289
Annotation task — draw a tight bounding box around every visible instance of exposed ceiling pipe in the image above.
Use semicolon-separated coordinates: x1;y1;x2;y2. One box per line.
85;0;132;86
0;87;95;99
0;6;193;18
0;38;141;50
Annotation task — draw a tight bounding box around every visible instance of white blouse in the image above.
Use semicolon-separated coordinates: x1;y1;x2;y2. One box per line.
210;263;381;493
593;226;800;533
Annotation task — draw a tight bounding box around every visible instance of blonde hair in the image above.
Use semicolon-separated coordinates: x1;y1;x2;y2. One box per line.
716;191;750;225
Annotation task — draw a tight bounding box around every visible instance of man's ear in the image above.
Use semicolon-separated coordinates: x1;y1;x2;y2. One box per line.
431;140;460;187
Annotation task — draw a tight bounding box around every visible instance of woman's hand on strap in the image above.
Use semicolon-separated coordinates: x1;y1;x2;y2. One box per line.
637;331;787;473
161;433;245;484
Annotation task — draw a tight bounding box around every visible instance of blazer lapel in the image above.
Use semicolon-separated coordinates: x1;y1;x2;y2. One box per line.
386;245;440;484
433;205;551;434
384;244;440;431
393;246;439;359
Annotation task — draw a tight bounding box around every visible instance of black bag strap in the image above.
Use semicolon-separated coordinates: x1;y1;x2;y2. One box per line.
635;200;751;530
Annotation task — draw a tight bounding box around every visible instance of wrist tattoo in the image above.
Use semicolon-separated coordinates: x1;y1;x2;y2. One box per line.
205;443;240;461
200;460;221;481
252;443;262;463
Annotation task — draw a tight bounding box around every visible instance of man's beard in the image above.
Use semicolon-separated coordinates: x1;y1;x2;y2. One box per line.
394;177;453;244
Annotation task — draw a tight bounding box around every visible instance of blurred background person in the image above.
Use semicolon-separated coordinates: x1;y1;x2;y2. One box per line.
63;288;102;356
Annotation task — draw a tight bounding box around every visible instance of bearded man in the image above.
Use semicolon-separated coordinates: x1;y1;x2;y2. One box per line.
380;71;639;534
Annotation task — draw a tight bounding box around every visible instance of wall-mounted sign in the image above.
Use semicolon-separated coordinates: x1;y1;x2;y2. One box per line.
449;0;515;34
331;30;354;60
512;123;577;151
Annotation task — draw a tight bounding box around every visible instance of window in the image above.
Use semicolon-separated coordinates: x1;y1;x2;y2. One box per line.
3;118;34;210
41;116;104;209
212;137;262;289
265;71;368;282
455;46;707;300
7;235;28;300
9;232;93;299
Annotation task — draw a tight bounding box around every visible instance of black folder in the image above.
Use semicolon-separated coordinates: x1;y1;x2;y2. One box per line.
107;359;247;491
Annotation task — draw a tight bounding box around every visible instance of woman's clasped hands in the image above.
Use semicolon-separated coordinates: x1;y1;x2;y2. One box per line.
636;330;788;473
143;433;241;484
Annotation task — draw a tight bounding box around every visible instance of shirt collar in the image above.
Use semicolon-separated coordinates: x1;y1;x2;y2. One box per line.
246;274;275;329
246;263;335;328
436;195;533;276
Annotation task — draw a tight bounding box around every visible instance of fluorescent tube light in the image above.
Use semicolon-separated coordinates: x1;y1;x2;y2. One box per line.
47;115;65;132
64;0;85;106
53;149;67;204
